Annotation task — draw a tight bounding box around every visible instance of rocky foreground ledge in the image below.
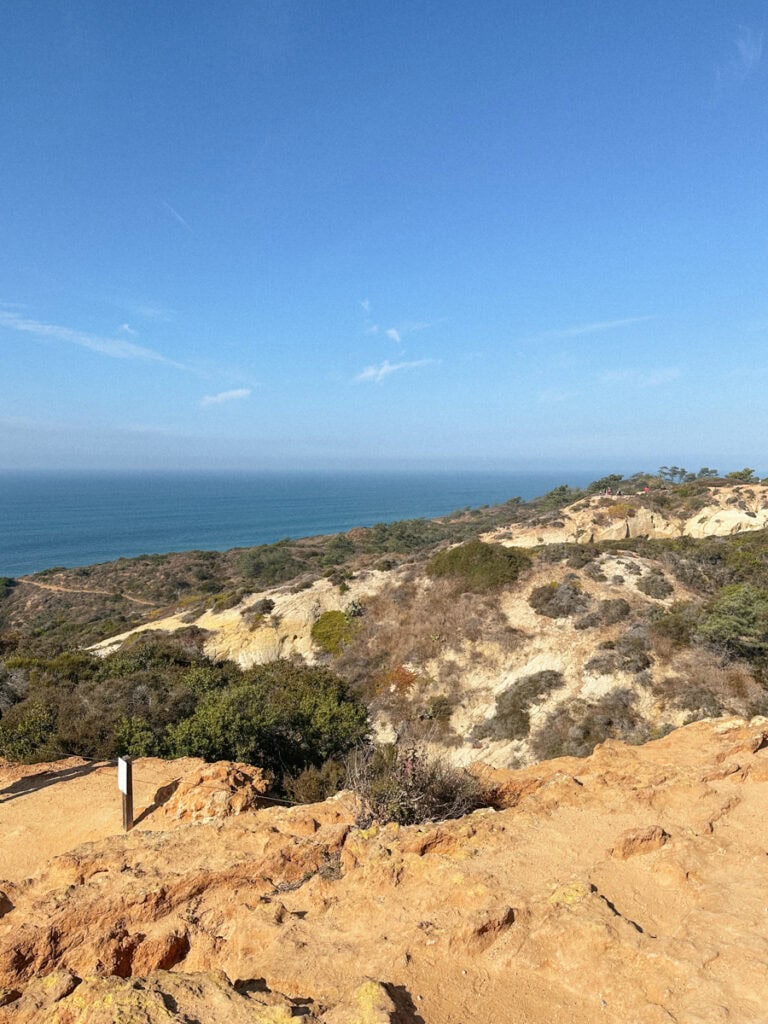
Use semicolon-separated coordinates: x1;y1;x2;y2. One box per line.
1;718;767;1023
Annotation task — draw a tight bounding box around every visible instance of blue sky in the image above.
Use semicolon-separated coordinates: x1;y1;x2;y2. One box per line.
1;0;766;473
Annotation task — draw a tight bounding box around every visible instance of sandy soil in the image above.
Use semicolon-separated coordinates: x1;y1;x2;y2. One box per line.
2;719;768;1022
0;756;202;883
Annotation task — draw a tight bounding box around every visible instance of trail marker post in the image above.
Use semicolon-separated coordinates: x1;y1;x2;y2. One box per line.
118;756;134;831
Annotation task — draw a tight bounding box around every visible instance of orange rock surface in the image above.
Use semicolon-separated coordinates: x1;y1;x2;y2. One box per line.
2;718;768;1022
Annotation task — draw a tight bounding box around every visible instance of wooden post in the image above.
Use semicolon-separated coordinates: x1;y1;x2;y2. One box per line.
118;756;134;831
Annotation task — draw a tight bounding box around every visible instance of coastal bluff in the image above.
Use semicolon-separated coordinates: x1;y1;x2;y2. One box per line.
2;716;768;1022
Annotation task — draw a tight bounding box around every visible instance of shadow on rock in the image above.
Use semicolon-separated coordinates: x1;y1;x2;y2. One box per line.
384;983;427;1024
133;777;181;826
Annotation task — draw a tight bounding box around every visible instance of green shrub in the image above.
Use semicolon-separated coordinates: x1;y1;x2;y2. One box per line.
696;584;768;661
614;626;653;672
725;468;758;483
311;610;357;654
637;571;673;599
567;546;602;570
205;590;247;611
536;543;570;565
0;699;59;762
528;579;590;618
425;694;454;721
167;661;369;785
321;535;355;567
426;541;530;592
362;518;446;554
475;670;565;741
587;474;625;494
347;743;493;826
284;758;346;804
575;598;630;630
535;484;584;512
650;601;702;647
114;714;157;758
531;689;648;760
240;541;305;586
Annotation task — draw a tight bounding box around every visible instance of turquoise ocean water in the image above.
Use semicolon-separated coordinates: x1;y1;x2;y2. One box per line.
0;471;595;577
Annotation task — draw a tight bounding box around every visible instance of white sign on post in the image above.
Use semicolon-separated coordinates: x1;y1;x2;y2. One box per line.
118;757;128;795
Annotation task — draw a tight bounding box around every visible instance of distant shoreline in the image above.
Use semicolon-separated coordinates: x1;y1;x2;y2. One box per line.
0;470;597;578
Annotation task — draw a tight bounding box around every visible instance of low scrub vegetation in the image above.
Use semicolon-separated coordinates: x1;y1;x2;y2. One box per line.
585;626;653;675
650;601;703;649
637;570;673;599
651;649;768;721
426;540;530;592
4;472;768;783
696;584;768;662
574;598;630;630
0;634;368;788
284;758;347;804
311;610;358;654
346;743;494;826
604;501;637;519
166;661;368;778
474;670;565;741
529;578;590;618
335;578;522;706
531;689;648;760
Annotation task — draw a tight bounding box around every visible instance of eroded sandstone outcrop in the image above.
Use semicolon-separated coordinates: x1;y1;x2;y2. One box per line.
1;718;767;1022
482;484;768;548
159;761;269;823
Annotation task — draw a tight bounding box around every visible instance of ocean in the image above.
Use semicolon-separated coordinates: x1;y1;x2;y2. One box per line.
0;470;596;577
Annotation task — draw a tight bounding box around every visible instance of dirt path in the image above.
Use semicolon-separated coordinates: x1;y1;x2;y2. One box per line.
0;756;200;882
17;577;155;606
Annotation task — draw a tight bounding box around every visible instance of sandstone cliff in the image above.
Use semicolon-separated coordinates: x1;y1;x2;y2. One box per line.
2;717;768;1022
481;484;768;547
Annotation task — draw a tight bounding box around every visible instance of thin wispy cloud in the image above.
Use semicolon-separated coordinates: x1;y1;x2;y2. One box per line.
529;315;655;341
384;320;437;344
397;319;435;334
360;300;438;345
119;323;137;335
601;367;681;387
718;26;763;85
0;311;184;368
200;387;252;406
162;200;193;233
355;358;438;383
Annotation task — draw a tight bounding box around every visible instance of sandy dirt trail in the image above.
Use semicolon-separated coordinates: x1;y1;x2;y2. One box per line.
0;756;198;883
17;577;155;606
